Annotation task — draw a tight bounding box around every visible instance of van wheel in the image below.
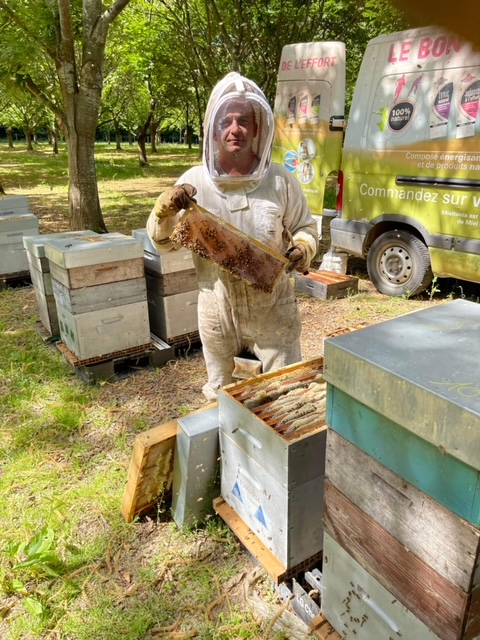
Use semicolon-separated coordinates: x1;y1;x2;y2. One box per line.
367;230;433;296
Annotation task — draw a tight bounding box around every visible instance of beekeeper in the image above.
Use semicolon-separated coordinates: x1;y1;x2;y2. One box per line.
147;72;318;401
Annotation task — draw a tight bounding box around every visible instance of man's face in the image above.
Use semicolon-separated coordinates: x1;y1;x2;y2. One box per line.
214;98;257;157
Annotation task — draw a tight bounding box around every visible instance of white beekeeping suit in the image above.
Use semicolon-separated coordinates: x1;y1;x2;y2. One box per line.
147;72;318;401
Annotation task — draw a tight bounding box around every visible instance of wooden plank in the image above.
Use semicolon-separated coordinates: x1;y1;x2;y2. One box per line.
323;481;468;640
310;614;342;640
145;268;198;296
213;496;288;584
49;257;144;289
121;420;177;522
326;430;480;592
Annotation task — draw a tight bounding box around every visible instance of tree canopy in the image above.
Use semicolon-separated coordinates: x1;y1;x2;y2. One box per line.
0;0;409;231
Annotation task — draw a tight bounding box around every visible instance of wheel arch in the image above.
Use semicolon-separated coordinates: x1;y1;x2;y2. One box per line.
364;214;432;255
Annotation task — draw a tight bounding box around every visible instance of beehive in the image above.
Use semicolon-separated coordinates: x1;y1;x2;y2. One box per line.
132;228;199;342
170;202;288;293
44;233;150;360
23;231;99;336
218;357;327;569
0;196;39;275
322;299;480;640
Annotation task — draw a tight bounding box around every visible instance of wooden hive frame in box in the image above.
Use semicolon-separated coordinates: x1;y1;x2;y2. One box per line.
170;202;289;293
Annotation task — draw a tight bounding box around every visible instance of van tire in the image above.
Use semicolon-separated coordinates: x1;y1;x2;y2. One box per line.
367;230;433;296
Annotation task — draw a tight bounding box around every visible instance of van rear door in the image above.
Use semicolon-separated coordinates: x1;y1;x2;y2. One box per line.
272;42;346;218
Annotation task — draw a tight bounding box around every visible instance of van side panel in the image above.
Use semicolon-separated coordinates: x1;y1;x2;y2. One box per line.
337;27;480;282
273;42;346;217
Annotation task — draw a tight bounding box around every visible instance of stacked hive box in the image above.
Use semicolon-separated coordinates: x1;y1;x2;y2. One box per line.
44;233;151;361
0;196;39;276
132;229;198;343
321;299;480;640
218;358;327;571
23;231;98;337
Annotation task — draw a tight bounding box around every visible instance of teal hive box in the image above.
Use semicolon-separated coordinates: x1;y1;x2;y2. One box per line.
323;299;480;525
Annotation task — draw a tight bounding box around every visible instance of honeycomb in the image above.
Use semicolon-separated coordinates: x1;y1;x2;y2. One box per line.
170;203;288;293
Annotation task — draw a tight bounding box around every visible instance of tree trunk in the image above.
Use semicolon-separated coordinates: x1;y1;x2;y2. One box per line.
52;123;59;155
66;127;107;232
137;133;148;166
25;130;33;151
137;113;152;166
115;123;122;150
7;127;14;148
150;123;158;153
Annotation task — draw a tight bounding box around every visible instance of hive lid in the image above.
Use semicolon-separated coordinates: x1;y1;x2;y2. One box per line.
0;195;30;213
323;299;480;470
23;231;99;257
0;211;39;233
44;232;143;268
132;228;161;256
170;202;288;293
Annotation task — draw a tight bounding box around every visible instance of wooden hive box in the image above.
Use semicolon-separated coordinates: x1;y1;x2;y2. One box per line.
324;299;480;525
295;270;358;300
44;233;150;360
324;430;480;640
170;202;289;293
23;232;100;336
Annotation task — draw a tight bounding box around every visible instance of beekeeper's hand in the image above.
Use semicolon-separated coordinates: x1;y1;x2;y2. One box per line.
285;241;312;273
153;184;197;218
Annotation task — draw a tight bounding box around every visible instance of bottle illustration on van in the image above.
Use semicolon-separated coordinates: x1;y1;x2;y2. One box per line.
273;27;480;296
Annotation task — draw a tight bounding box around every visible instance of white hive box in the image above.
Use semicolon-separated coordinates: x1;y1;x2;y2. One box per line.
322;533;440;640
23;231;99;336
0;198;39;275
132;228;195;275
218;358;327;570
132;229;198;341
147;288;198;342
44;233;150;360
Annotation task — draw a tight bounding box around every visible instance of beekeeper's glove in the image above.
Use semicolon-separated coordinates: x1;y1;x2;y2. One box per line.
153;184;197;218
285;240;313;274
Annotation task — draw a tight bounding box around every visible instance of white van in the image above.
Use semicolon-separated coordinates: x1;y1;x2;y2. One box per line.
273;27;480;296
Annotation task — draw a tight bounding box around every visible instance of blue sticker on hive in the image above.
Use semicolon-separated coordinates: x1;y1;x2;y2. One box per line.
232;482;243;502
255;505;267;528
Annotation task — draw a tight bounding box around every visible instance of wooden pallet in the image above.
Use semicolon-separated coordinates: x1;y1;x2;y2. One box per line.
56;337;175;383
310;614;342;639
0;270;32;291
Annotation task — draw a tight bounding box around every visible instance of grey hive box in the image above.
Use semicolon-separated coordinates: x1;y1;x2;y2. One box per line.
218;358;327;569
321;533;440;640
23;231;99;336
44;233;150;360
171;405;220;529
132;228;195;275
132;229;198;341
0;206;39;275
